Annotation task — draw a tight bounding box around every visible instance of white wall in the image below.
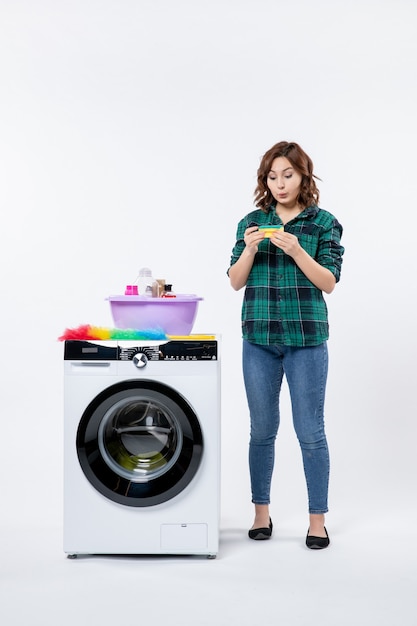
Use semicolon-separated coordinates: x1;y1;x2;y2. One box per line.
1;0;416;530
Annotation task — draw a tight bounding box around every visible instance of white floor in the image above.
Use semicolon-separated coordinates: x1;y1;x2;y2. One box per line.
2;505;416;626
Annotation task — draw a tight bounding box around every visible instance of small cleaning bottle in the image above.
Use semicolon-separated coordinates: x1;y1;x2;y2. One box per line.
161;284;176;298
136;267;154;296
124;285;138;295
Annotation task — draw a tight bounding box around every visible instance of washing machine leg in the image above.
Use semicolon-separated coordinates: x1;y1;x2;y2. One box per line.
67;554;78;559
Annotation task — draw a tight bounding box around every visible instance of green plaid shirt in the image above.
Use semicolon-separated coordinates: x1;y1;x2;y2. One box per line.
228;204;344;346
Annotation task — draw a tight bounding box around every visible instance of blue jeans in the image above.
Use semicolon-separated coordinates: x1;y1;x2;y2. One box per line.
242;339;330;514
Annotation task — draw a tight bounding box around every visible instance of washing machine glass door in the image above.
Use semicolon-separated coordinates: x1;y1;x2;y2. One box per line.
76;380;203;507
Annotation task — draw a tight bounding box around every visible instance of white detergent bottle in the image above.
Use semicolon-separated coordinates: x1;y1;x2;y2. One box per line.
136;267;154;296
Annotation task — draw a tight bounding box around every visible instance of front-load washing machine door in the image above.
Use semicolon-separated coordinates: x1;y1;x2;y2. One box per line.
76;380;203;506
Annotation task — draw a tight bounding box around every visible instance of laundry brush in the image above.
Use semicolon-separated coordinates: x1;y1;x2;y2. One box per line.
58;324;167;341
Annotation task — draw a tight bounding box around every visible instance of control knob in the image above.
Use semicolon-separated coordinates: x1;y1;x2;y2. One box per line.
132;352;148;369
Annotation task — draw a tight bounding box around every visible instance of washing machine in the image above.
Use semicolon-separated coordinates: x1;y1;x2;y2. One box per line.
63;337;220;558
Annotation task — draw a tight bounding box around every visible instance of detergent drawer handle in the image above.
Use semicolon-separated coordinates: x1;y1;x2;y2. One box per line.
70;362;111;368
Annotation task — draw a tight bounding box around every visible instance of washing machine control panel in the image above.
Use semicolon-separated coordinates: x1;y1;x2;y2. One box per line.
64;340;218;361
121;341;218;362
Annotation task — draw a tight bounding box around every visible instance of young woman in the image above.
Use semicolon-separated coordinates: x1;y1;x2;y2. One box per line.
228;141;344;549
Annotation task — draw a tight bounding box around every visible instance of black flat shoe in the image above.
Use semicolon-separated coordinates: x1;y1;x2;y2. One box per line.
248;518;273;540
306;526;330;550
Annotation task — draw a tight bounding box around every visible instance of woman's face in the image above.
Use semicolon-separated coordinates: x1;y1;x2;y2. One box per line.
266;157;302;208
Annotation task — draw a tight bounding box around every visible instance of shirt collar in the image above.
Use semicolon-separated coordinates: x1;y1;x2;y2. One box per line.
267;204;319;219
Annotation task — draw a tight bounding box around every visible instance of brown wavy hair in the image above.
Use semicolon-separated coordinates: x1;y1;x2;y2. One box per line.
254;141;320;212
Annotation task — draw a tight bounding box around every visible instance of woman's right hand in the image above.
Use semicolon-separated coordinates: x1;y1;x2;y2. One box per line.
229;226;265;291
244;226;265;255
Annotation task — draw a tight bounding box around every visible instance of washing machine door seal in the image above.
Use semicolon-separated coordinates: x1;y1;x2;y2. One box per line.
76;379;203;507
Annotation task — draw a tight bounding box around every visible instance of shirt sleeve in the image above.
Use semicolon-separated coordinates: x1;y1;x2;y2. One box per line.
316;217;344;282
227;218;247;274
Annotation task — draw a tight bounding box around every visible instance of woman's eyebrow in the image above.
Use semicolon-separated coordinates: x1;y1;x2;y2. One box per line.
269;166;293;174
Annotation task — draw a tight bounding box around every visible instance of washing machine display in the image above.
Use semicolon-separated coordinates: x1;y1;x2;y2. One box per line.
77;379;203;506
64;338;220;557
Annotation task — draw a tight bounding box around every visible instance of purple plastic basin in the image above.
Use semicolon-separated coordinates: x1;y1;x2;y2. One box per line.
107;295;203;335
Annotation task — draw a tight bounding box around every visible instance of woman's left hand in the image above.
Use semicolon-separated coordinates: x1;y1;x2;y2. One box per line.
270;230;301;258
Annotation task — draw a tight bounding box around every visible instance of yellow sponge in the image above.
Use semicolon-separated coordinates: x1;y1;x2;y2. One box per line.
259;226;284;238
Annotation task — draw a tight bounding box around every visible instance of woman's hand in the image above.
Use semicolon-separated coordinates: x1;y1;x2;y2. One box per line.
228;226;264;291
270;229;336;293
270;230;301;257
244;226;265;256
